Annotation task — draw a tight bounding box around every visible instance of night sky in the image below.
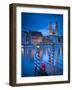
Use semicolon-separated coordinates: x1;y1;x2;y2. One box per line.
21;12;63;36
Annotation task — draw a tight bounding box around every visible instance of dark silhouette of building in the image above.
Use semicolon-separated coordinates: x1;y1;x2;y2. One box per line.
29;31;43;45
22;31;28;45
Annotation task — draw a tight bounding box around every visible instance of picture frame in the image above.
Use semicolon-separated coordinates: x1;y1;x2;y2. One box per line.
9;3;70;86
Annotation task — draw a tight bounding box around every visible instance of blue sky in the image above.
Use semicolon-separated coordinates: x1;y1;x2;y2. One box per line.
21;12;63;36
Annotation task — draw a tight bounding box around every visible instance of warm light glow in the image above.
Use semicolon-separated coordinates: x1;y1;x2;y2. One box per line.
31;49;35;58
39;50;43;58
31;36;42;45
36;45;40;48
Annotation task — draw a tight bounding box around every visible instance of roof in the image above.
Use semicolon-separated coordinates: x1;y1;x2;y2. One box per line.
29;31;43;37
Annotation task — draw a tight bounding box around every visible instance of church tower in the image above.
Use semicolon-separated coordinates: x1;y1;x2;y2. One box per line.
49;22;52;35
55;21;58;35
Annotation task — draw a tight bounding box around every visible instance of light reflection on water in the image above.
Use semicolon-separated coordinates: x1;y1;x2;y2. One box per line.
21;44;63;77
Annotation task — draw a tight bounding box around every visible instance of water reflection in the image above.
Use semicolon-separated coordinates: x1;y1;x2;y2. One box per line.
21;44;63;77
